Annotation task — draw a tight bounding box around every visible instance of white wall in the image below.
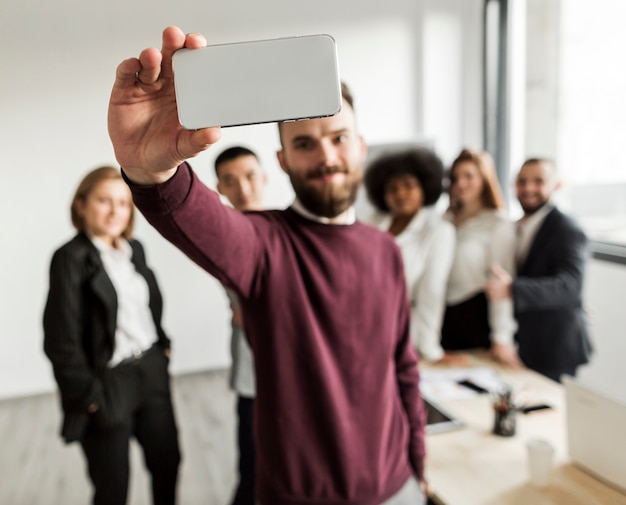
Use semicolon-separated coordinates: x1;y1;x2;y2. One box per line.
1;0;485;399
578;259;626;403
1;0;624;403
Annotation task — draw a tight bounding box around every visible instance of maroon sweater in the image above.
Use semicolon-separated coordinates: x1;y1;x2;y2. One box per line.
127;164;426;505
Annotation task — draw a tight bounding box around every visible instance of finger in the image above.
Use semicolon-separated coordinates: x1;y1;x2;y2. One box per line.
160;26;207;79
184;32;207;49
136;47;163;85
491;263;511;281
114;57;142;88
159;26;187;79
491;263;504;276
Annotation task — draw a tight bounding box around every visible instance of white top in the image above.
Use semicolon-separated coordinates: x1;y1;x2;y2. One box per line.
90;236;159;366
368;208;456;361
291;198;356;225
226;289;256;397
515;203;554;269
444;209;517;345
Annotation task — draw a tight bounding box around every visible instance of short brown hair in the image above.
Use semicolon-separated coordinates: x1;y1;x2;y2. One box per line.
448;148;505;211
70;166;134;239
277;81;354;145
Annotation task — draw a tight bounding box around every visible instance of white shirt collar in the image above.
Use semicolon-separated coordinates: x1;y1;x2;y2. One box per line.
89;234;132;259
290;198;356;225
518;202;554;229
375;208;430;236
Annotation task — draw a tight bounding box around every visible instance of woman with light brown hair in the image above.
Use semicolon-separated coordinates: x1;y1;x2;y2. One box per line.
441;149;522;367
43;166;181;505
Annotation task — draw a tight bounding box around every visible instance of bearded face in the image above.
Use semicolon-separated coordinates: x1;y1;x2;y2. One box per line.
283;159;363;218
277;100;366;219
515;161;557;216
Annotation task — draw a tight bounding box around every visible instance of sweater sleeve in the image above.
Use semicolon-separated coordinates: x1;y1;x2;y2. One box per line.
395;272;427;481
123;163;264;299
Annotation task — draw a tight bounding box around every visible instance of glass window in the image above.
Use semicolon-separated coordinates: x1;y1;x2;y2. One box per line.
525;0;626;247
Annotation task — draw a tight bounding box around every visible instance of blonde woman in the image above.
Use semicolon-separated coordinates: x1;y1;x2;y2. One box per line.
43;166;180;505
441;149;522;367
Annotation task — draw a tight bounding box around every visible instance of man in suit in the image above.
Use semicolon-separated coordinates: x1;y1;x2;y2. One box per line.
487;158;593;382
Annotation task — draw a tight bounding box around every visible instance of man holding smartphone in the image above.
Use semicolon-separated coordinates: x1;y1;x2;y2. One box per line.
108;26;427;505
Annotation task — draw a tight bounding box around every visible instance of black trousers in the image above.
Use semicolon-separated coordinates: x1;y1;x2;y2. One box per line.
532;365;578;383
230;396;256;505
80;346;181;505
441;292;491;351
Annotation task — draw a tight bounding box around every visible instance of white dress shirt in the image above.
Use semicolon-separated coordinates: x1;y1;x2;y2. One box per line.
90;236;159;366
369;208;456;361
515;203;554;269
444;209;517;345
290;199;356;225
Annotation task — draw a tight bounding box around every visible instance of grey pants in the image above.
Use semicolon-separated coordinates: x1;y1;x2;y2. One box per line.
382;477;425;505
258;477;425;505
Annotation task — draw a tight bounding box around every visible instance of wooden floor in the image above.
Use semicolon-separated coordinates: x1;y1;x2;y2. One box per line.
0;369;238;505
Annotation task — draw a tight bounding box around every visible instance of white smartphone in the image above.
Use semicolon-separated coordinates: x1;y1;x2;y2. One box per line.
172;34;342;129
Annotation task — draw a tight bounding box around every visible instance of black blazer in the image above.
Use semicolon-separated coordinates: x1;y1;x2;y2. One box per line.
513;207;592;375
43;233;170;442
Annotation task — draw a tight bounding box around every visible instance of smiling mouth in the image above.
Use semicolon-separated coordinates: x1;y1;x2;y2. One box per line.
319;173;345;181
307;166;347;180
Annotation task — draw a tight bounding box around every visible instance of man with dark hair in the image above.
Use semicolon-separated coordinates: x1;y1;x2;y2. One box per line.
487;158;593;382
108;27;427;505
214;145;266;505
215;146;267;212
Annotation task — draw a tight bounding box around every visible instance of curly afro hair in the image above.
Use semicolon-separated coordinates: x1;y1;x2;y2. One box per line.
364;147;444;212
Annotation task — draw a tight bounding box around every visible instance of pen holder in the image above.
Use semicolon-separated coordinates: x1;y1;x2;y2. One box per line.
493;402;517;437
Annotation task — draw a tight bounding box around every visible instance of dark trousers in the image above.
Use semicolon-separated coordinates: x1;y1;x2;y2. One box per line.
441;292;491;351
230;396;255;505
81;346;181;505
532;365;578;383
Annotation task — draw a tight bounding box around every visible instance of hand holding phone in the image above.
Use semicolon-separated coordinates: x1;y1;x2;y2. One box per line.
172;35;342;129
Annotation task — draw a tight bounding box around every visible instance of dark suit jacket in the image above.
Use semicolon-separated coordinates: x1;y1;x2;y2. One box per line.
513;207;592;375
43;233;170;442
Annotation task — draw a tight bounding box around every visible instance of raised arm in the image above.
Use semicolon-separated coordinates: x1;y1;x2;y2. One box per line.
108;26;222;183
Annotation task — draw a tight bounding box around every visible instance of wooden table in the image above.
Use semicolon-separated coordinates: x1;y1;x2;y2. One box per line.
421;353;626;505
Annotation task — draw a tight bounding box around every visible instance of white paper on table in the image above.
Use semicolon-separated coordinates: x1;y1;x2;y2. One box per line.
419;367;506;401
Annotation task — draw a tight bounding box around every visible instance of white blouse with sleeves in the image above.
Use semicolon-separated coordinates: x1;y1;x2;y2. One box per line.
444;209;517;345
369;208;456;361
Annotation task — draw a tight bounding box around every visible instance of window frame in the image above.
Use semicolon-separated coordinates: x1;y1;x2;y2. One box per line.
484;0;626;265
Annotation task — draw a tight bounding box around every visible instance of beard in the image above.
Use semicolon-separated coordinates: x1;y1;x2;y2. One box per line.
519;196;548;216
285;162;363;218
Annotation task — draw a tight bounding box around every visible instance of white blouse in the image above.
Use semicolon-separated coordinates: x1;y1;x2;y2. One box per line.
90;236;159;366
444;209;517;345
369;208;456;361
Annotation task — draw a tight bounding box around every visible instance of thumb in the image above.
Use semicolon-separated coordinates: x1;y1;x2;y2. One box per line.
178;127;222;159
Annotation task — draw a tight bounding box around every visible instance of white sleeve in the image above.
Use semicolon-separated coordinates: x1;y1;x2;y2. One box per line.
410;222;456;361
487;216;517;344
